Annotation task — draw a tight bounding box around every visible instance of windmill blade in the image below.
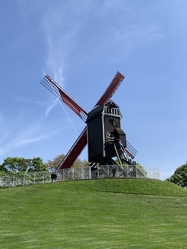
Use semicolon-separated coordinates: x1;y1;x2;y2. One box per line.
57;127;87;170
94;71;137;159
96;71;125;106
125;140;137;159
40;75;88;122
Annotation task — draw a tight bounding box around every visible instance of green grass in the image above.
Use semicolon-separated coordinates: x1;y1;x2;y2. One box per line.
0;179;187;249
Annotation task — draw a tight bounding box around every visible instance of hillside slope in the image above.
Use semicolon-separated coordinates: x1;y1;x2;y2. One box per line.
1;179;187;249
59;178;187;197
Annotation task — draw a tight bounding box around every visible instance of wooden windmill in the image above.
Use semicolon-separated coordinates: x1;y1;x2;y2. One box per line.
40;72;137;170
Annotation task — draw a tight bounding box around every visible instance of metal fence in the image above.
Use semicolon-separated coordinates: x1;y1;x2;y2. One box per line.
0;172;51;188
0;165;160;188
58;165;160;181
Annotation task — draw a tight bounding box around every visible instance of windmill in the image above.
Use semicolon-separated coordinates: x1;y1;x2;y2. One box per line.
40;72;137;171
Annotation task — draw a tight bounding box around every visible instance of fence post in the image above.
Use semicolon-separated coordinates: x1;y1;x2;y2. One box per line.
127;165;129;178
90;167;91;179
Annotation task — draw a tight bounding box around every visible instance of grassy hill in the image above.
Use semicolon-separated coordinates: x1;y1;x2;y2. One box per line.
0;179;187;249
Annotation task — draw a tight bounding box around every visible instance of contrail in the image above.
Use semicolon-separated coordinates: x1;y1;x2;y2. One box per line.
58;99;79;135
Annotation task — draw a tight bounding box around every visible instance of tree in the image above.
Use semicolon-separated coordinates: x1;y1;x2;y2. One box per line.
0;157;31;173
113;158;147;177
47;154;65;170
28;157;48;173
0;162;7;173
166;163;187;188
0;157;48;174
47;154;89;170
135;163;147;178
72;158;89;168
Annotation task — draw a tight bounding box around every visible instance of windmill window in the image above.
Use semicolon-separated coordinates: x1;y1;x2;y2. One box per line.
111;108;119;115
113;119;118;127
105;107;119;115
109;119;118;127
104;107;110;113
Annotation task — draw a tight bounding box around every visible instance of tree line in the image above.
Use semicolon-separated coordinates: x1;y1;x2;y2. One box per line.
1;155;186;188
166;162;187;188
0;155;89;175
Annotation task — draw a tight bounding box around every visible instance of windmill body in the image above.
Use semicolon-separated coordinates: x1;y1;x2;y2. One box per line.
86;100;128;165
40;72;137;170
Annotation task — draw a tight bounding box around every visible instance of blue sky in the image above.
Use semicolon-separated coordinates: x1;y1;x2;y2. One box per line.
1;0;187;179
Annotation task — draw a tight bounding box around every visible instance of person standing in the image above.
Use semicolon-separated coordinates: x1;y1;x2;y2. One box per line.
112;166;116;177
51;172;57;183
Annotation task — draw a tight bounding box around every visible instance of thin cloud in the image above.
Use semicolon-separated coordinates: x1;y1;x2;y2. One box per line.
15;131;56;148
0;131;56;156
45;98;58;117
41;3;85;116
0;116;62;158
13;96;47;106
0;146;10;157
42;8;81;87
40;1;162;66
0;111;4;127
113;22;162;49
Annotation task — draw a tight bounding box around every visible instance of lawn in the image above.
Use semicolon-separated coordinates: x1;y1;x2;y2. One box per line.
0;179;187;249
